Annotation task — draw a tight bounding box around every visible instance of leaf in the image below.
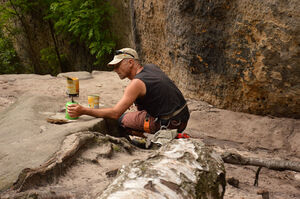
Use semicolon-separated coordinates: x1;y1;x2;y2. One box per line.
90;47;97;55
88;29;93;40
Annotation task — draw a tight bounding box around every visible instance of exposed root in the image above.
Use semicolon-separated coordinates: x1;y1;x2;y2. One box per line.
12;132;95;192
5;132;140;198
98;135;136;154
221;152;300;172
254;166;262;186
8;190;76;199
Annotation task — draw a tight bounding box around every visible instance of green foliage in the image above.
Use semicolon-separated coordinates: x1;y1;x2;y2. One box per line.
0;0;41;74
0;29;22;74
0;2;19;39
40;47;66;75
0;0;37;28
0;0;116;74
46;0;116;66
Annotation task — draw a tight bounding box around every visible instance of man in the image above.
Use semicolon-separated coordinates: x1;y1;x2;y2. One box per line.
67;48;189;137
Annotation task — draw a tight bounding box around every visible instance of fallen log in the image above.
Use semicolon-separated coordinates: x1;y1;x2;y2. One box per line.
221;152;300;172
97;139;226;199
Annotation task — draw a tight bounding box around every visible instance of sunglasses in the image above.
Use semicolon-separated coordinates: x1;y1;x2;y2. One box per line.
115;50;135;58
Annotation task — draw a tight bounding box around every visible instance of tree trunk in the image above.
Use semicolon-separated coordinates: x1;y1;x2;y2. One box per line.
98;139;226;199
9;0;41;74
48;20;64;73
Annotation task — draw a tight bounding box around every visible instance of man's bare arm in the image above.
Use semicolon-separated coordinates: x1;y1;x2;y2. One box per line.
67;79;146;119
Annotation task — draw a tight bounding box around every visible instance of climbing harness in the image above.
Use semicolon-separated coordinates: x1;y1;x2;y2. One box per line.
159;103;187;120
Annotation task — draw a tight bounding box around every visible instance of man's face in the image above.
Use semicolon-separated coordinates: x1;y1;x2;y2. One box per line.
113;59;130;79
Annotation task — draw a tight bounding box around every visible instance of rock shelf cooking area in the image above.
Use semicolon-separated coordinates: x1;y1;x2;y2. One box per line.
0;71;299;199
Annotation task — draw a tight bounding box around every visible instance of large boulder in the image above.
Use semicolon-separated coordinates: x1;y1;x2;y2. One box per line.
98;139;226;199
0;71;128;192
0;94;102;192
130;0;300;118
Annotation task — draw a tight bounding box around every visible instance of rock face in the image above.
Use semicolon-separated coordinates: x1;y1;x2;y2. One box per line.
98;139;226;199
131;0;300;118
3;0;299;117
110;0;135;48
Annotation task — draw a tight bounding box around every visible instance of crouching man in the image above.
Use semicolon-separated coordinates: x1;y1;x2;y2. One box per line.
67;48;189;137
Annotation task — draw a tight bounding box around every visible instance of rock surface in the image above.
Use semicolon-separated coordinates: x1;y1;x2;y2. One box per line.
4;0;299;118
0;71;127;192
0;72;299;199
131;0;300;118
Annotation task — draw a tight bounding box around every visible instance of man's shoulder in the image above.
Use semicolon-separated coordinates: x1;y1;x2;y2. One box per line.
135;63;165;80
127;78;146;96
144;63;159;69
143;64;163;73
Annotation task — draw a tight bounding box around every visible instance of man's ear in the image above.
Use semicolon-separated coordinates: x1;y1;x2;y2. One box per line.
128;59;134;68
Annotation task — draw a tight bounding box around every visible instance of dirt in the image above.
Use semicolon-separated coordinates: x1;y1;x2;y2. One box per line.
0;73;299;198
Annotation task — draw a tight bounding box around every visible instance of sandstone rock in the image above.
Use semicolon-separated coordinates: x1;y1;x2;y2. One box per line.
0;92;102;191
5;0;299;118
57;71;92;80
130;0;300;118
98;139;226;199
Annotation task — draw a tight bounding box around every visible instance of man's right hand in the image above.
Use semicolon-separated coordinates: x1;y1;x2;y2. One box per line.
67;104;84;118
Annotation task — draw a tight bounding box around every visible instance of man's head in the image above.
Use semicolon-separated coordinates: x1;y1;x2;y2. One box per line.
108;48;139;66
108;48;140;80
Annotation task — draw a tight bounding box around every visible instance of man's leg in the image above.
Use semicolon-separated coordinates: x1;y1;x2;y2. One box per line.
119;111;189;136
118;110;158;137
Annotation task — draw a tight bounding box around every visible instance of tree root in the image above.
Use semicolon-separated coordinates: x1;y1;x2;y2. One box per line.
221;152;300;172
254;166;262;186
12;132;95;192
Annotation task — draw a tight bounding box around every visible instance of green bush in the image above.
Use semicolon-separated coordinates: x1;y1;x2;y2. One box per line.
0;0;116;74
40;47;67;76
46;0;116;66
0;30;22;74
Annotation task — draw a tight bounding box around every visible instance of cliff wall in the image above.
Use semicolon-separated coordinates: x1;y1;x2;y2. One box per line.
130;0;300;118
4;0;299;118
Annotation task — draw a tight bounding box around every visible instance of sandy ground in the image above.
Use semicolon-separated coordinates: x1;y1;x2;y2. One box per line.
187;100;300;199
0;72;299;198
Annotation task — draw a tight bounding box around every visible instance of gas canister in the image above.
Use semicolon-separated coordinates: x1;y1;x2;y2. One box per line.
66;77;79;96
65;101;79;120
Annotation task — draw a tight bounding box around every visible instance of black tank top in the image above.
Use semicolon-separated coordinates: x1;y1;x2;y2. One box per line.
134;64;189;121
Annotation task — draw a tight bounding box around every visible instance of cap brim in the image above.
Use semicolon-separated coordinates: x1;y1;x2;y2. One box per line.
107;58;123;66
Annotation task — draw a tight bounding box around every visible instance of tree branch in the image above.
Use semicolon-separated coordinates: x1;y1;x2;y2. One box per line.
221;152;300;172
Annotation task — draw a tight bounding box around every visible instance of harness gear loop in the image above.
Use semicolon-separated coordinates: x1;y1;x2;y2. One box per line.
159;119;170;130
143;113;151;133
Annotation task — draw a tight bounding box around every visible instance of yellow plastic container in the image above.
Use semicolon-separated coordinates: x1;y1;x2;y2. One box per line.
88;95;100;109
